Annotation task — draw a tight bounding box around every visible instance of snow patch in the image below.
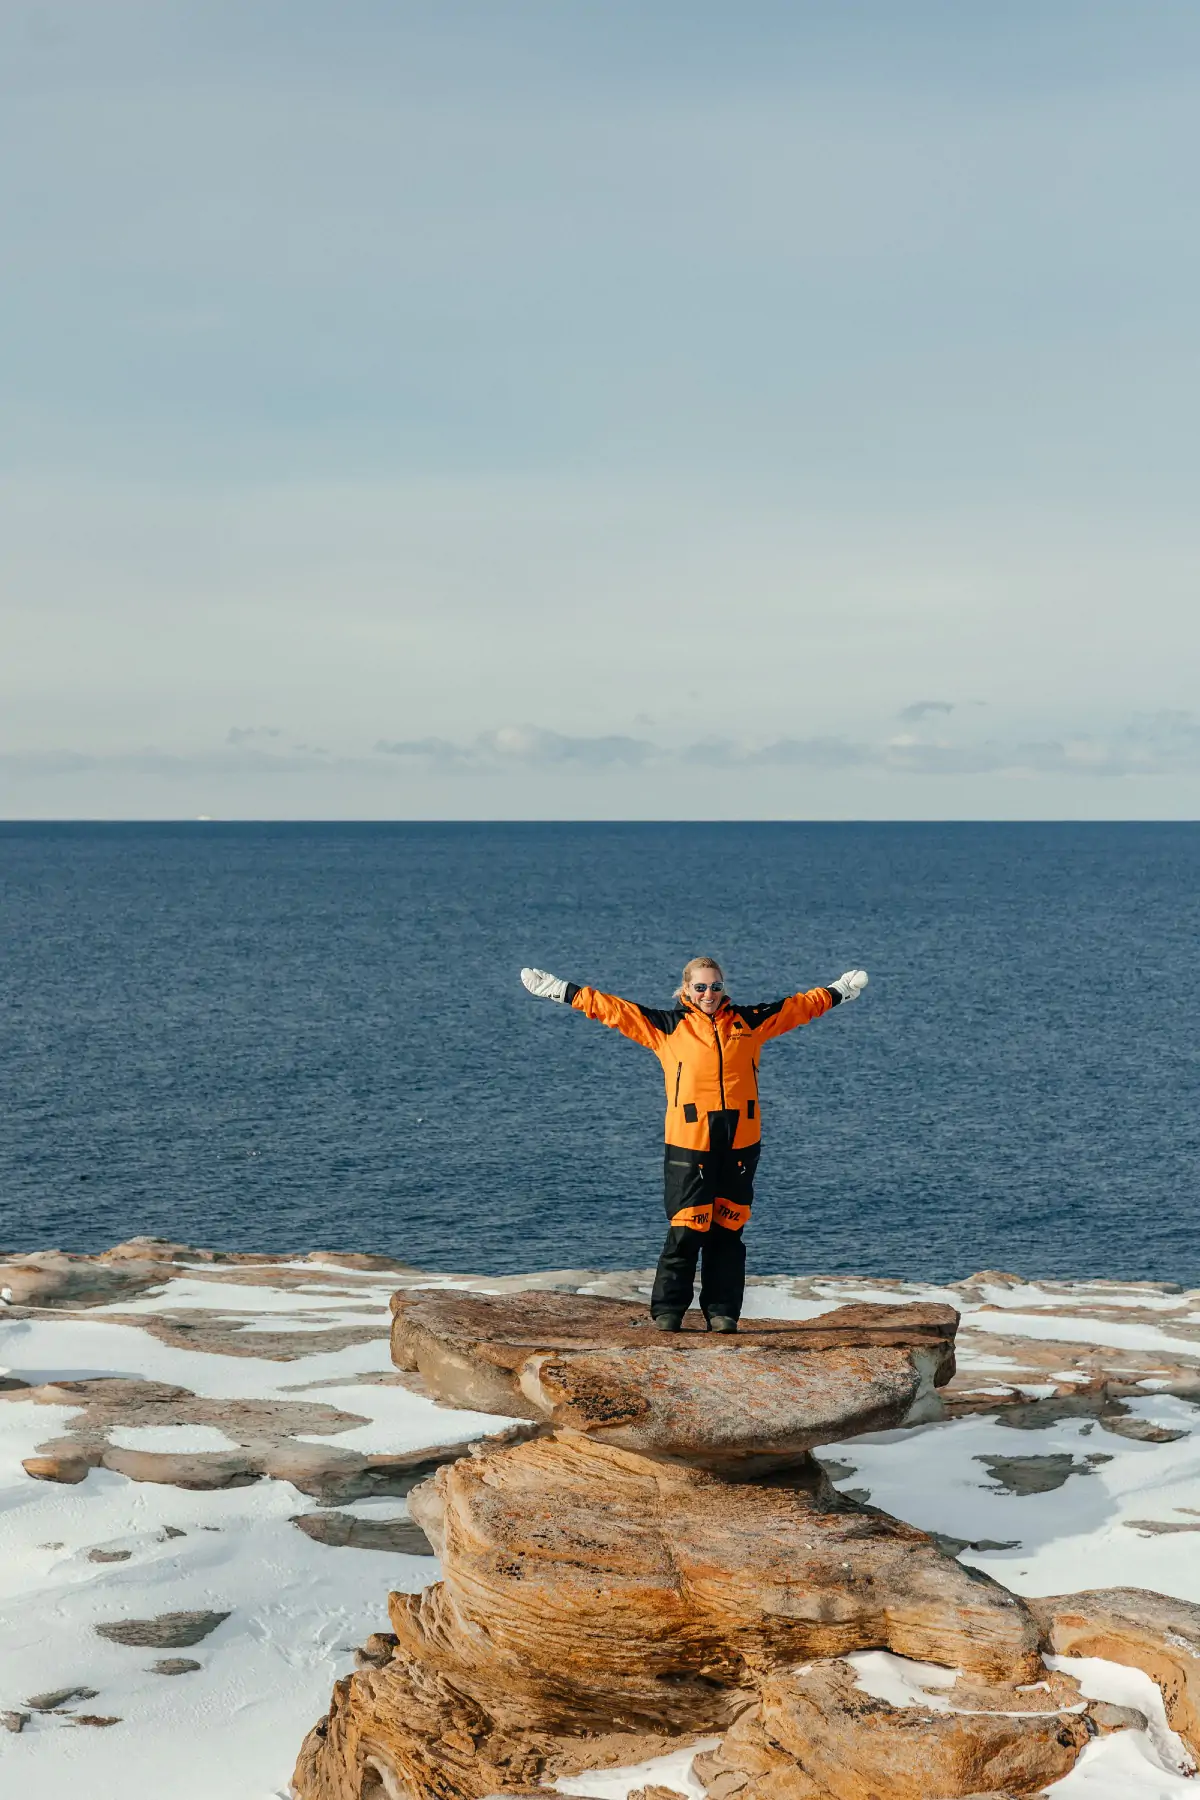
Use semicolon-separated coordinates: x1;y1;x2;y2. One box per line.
106;1424;241;1453
553;1737;719;1798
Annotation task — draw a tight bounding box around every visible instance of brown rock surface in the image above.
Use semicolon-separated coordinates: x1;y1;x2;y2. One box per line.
694;1708;829;1797
390;1291;957;1468
0;1247;175;1308
292;1510;432;1554
292;1289;1200;1797
95;1610;230;1649
22;1447;102;1484
93;1307;388;1361
693;1703;1057;1800
27;1685;100;1711
1028;1586;1200;1754
1088;1700;1147;1734
759;1660;1089;1799
521;1343;942;1472
101;1447;262;1489
399;1433;1041;1720
295;1296;1093;1800
295;1651;693;1800
294;1440;1053;1797
6;1372;531;1499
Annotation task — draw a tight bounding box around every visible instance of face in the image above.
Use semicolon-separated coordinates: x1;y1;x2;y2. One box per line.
688;969;725;1014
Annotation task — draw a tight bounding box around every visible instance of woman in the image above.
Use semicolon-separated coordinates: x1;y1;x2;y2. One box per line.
520;956;867;1331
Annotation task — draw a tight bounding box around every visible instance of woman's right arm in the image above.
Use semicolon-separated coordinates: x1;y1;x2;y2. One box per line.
520;968;666;1050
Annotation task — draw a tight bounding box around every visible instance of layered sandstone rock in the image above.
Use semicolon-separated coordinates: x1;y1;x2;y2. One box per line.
1027;1587;1200;1756
400;1434;1041;1721
694;1659;1092;1800
294;1295;1093;1800
757;1661;1089;1799
390;1291;957;1471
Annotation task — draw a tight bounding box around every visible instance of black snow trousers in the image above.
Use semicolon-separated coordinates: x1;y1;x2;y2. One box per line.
649;1134;760;1324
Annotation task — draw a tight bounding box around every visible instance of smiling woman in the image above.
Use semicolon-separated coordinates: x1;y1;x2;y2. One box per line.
520;957;868;1331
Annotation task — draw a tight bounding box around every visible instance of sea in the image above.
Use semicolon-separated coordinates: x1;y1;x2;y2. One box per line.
1;821;1196;1286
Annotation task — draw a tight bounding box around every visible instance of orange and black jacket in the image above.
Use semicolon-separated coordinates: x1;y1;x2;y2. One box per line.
563;982;842;1153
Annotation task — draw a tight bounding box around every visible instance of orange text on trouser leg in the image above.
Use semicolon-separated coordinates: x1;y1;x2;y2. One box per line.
670;1204;713;1231
713;1198;751;1230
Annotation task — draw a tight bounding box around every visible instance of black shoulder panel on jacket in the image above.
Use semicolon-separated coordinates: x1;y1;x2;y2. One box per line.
730;999;788;1026
636;1003;687;1035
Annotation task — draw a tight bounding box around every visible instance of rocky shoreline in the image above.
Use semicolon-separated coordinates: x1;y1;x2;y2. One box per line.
4;1244;1200;1797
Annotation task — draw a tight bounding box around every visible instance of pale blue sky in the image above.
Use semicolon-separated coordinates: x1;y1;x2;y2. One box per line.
3;1;1198;817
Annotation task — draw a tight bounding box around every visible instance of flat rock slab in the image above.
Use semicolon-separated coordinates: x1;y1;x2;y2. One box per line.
27;1686;99;1711
391;1291;957;1468
975;1452;1113;1497
95;1609;230;1649
292;1511;433;1555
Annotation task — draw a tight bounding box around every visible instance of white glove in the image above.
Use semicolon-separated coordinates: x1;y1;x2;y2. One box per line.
831;969;868;1002
521;966;569;1003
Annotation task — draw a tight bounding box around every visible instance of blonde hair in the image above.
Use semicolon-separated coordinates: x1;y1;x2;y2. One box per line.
674;955;724;1002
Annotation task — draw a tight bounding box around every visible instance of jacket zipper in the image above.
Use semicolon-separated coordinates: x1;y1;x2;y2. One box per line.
713;1015;726;1109
674;1061;682;1107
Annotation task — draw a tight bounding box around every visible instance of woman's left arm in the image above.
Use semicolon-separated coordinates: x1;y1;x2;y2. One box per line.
749;970;868;1040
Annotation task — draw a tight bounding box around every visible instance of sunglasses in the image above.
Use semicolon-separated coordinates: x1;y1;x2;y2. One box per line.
691;981;724;993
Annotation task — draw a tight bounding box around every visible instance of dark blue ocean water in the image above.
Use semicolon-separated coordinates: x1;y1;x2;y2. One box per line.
1;822;1196;1284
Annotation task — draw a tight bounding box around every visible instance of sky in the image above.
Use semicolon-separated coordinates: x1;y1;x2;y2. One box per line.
2;0;1199;820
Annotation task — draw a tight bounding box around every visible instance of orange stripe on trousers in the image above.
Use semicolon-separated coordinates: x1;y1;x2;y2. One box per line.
669;1203;713;1231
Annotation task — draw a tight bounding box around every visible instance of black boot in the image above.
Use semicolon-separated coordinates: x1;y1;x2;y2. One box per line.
708;1313;738;1333
652;1311;685;1332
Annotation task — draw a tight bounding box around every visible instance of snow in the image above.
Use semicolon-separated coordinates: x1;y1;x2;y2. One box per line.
6;1264;1200;1798
1048;1656;1197;1778
0;1267;515;1799
90;1278;397;1317
845;1649;959;1710
1045;1719;1199;1795
958;1309;1200;1360
0;1421;437;1800
737;1287;840;1321
554;1737;720;1798
291;1382;508;1455
0;1316;513;1450
106;1424;242;1453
